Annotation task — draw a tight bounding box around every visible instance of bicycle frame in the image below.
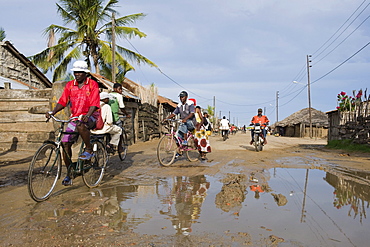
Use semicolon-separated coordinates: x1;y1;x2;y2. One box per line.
48;115;102;177
165;120;196;152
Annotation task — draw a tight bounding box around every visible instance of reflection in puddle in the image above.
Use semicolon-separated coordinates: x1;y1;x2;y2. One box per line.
29;167;370;246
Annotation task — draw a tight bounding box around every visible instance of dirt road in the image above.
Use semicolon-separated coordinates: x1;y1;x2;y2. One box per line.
1;133;370;246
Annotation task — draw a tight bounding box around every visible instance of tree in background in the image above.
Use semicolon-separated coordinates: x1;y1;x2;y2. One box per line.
206;105;215;123
0;27;6;41
29;0;157;82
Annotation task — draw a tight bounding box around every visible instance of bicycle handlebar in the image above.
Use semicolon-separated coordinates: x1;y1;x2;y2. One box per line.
163;119;183;123
46;114;80;123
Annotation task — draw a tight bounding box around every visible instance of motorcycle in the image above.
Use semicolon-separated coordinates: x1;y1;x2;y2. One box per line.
251;123;265;152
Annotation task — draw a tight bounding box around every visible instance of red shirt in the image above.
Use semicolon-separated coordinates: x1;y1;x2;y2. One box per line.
58;78;100;117
251;115;269;127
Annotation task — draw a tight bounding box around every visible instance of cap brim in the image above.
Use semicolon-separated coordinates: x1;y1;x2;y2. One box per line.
71;68;90;73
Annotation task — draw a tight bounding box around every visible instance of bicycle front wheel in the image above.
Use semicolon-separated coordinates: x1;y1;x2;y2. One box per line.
157;135;177;166
186;135;199;162
118;130;128;161
28;142;61;202
82;140;107;188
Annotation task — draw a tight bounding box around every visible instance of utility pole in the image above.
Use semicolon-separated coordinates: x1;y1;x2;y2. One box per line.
213;96;216;126
228;111;230;121
307;55;312;138
111;13;116;83
276;91;279;123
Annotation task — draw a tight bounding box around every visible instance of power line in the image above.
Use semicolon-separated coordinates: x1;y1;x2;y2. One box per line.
314;10;370;65
312;0;369;57
312;41;370;84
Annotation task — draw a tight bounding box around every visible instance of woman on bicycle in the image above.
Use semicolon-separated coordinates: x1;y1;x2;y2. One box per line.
194;106;211;160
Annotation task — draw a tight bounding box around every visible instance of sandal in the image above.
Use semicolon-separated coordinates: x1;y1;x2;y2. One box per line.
79;150;95;160
62;176;72;186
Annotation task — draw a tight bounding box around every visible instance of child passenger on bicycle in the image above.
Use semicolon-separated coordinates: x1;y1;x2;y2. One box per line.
163;91;195;146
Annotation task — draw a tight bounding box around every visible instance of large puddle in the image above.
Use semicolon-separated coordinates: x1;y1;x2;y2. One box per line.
25;163;370;246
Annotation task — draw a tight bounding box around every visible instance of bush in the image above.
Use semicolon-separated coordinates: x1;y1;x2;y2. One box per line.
326;139;370;153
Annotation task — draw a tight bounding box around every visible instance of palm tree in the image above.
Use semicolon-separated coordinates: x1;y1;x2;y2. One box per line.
30;0;157;82
0;27;6;41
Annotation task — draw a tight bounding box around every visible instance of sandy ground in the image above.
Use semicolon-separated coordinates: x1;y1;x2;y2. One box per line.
1;132;370;246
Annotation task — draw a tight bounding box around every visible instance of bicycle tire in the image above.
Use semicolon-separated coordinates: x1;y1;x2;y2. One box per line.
254;134;260;152
27;142;61;202
157;135;177;166
82;140;107;188
186;135;199;162
118;130;128;161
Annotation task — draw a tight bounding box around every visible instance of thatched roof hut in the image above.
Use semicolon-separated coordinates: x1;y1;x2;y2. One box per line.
275;108;328;127
273;108;328;138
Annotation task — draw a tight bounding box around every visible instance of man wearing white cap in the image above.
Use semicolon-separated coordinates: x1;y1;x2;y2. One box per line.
46;60;100;186
91;92;122;150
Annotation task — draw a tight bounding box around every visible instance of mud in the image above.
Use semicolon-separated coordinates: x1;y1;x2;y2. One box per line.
1;133;370;246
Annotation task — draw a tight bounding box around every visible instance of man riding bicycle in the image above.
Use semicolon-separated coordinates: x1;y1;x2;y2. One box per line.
163;91;195;145
46;60;100;186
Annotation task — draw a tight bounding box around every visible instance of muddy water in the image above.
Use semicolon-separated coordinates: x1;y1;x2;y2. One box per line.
20;164;370;246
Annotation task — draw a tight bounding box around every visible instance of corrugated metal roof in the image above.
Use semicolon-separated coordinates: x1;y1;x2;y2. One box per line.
90;73;141;100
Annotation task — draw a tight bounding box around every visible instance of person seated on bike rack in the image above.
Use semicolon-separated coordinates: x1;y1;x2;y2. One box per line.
46;60;100;186
219;116;230;138
163;91;195;146
110;83;131;127
109;83;131;151
91;92;122;151
250;108;269;145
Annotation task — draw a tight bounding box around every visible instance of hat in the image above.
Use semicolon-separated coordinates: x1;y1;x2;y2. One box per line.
179;91;188;97
71;60;90;73
258;108;263;112
100;92;113;100
203;112;208;115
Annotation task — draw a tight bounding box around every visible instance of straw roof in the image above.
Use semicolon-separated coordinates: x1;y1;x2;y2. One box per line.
274;108;328;127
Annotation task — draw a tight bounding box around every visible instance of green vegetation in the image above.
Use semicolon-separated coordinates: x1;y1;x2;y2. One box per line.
326;139;370;153
0;27;6;41
30;0;157;82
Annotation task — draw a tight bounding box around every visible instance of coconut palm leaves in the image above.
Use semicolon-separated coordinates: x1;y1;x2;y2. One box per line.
29;0;157;82
0;27;6;41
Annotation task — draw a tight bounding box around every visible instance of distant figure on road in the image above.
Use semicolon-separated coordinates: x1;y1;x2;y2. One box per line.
250;108;269;145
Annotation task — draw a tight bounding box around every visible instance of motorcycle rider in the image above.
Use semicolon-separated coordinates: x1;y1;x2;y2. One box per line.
219;116;230;138
250;108;269;145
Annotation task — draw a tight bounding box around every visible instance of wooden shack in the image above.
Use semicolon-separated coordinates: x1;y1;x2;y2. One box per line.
274;108;328;138
326;100;370;143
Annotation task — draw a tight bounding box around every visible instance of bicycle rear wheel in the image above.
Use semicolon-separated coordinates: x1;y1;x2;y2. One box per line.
186;135;199;162
118;130;128;161
82;140;107;188
157;135;177;166
28;142;61;202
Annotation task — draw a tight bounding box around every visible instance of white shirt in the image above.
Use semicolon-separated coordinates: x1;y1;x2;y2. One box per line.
91;101;115;134
219;119;229;130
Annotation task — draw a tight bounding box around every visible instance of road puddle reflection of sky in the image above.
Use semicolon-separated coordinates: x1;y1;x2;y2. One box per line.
29;165;370;246
73;166;370;247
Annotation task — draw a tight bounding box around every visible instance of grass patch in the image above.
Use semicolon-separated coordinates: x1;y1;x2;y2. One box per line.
326;139;370;153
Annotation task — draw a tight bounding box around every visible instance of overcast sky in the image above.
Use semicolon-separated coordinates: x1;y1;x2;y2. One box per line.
1;0;370;125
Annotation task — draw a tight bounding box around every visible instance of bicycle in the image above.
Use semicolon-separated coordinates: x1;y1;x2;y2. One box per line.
221;129;229;141
27;115;108;202
157;119;199;166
